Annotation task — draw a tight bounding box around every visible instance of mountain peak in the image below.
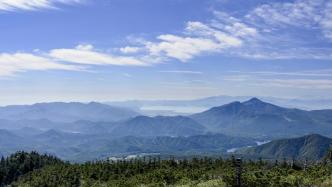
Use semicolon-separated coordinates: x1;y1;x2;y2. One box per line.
244;97;264;104
303;133;329;140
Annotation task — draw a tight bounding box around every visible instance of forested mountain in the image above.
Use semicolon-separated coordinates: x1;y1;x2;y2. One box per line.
191;98;332;138
238;134;332;160
0;129;256;162
0;102;139;123
110;116;206;137
72;133;255;161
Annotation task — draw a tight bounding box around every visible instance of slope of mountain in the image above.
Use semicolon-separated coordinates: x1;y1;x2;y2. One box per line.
191;98;332;138
0;102;139;123
111;116;206;137
237;134;332;160
0;129;21;146
0;129;35;156
0;128;256;162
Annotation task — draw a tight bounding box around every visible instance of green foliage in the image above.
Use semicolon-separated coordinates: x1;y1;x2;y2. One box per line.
8;155;332;187
0;151;63;186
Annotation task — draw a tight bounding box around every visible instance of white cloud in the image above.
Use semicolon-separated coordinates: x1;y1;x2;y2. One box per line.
119;46;141;54
123;73;132;78
0;52;80;76
49;44;147;66
116;3;332;61
0;0;83;12
186;21;244;46
0;44;149;77
146;35;222;62
125;1;331;61
212;11;258;38
139;18;249;62
247;0;332;41
320;1;332;40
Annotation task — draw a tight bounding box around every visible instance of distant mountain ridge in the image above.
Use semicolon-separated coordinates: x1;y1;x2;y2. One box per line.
0;102;139;123
237;134;332;160
191;98;332;138
106;95;332;116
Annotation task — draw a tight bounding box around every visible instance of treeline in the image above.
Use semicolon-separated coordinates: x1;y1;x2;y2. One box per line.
0;151;63;186
6;153;332;187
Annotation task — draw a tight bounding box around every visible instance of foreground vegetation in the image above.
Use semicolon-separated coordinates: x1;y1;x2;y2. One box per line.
1;151;332;187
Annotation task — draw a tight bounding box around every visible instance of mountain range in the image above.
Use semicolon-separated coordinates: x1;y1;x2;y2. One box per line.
0;102;138;123
0;98;332;161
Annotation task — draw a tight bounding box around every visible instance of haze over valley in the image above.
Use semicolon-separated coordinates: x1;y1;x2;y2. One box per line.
0;98;331;162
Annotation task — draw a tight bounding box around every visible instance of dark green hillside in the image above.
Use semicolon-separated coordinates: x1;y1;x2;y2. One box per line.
7;151;332;187
238;134;332;160
0;151;63;186
69;133;256;161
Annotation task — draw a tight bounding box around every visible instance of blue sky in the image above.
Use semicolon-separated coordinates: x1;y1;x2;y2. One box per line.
0;0;332;105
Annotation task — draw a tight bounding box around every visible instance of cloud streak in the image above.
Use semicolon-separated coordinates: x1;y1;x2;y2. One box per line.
247;0;332;41
49;44;147;66
0;0;83;12
121;0;332;61
0;44;147;76
0;52;81;76
124;14;256;62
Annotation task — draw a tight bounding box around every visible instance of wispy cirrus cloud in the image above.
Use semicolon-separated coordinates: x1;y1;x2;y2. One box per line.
144;21;248;62
1;0;331;77
120;0;332;61
246;0;332;41
49;44;147;66
0;44;147;76
0;0;83;12
0;52;81;76
121;14;257;62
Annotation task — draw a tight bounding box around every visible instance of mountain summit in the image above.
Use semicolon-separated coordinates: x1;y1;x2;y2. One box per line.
191;98;332;138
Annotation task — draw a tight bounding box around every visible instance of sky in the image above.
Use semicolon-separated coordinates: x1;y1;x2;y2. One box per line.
0;0;332;105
